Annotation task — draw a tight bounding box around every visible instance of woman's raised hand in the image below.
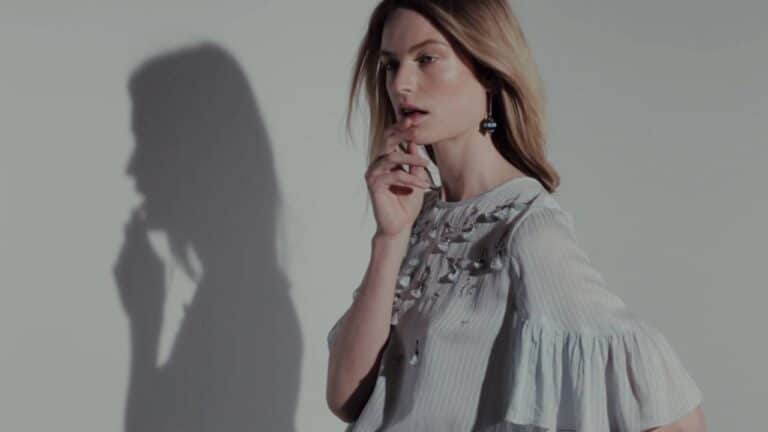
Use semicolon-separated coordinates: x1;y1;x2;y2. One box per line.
365;116;433;239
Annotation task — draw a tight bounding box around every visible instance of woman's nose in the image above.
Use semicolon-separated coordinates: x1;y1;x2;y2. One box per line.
391;63;417;95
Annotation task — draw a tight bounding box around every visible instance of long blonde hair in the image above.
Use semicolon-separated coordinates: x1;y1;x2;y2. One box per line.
345;0;560;193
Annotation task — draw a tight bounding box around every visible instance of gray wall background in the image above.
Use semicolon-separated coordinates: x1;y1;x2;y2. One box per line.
1;1;764;431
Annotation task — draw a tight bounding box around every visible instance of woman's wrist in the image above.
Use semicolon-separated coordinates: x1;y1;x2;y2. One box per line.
372;229;410;246
371;229;410;257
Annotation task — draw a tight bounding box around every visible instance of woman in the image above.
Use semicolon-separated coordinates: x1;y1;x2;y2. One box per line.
326;1;706;431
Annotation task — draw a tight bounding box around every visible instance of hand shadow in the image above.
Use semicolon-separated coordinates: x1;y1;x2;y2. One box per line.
113;41;300;432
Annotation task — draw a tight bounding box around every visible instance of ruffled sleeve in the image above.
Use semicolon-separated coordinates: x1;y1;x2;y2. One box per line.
496;204;703;431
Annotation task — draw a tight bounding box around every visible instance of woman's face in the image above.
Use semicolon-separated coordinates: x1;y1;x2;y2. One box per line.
380;8;487;145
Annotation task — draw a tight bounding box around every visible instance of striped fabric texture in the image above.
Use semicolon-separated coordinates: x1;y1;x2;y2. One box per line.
327;177;702;431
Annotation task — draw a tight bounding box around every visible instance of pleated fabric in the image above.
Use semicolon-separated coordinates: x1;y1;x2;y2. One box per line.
327;176;702;431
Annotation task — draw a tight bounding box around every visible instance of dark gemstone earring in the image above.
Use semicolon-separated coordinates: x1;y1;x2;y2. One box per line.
479;90;497;135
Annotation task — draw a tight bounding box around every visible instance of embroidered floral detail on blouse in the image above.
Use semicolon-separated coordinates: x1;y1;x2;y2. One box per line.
418;288;442;313
409;338;420;365
467;257;487;273
439;256;461;283
390;194;534;326
475;199;522;222
457;279;477;297
489;255;504;272
440;207;480;243
392;261;431;325
391;297;415;326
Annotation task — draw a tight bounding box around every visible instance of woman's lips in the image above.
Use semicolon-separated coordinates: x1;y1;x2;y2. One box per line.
404;111;429;125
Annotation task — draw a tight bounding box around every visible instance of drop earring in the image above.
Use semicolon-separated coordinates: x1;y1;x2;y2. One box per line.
479;90;497;136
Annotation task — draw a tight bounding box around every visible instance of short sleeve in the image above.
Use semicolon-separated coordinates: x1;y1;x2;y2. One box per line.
499;205;703;431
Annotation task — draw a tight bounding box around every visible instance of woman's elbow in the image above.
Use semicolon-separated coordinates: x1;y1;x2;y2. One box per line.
327;401;356;424
645;405;708;432
674;405;707;432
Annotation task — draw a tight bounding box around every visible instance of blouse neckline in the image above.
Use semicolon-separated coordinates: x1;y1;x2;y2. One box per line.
434;176;538;209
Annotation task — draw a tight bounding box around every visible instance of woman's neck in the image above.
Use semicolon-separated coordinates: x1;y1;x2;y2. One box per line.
431;133;525;203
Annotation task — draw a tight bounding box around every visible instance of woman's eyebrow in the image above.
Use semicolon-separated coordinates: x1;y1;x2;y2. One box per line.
380;39;447;58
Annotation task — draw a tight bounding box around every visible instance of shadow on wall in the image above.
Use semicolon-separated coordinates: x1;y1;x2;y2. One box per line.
112;41;300;431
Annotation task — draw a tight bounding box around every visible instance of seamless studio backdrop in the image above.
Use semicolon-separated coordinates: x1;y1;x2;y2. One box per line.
1;1;765;431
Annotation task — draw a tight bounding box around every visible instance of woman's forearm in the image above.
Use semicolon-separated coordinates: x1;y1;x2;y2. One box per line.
326;231;410;422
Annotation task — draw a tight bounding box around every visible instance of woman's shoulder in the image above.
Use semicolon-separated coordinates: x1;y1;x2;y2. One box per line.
505;179;564;216
502;185;578;247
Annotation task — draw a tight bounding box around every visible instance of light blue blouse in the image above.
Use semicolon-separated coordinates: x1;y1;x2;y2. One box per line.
328;176;703;431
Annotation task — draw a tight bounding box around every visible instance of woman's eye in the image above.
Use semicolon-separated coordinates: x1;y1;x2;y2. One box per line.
383;61;397;71
382;55;436;72
418;55;437;64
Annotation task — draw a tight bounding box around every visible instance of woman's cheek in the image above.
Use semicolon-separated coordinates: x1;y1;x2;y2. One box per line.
431;61;462;86
428;107;465;140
